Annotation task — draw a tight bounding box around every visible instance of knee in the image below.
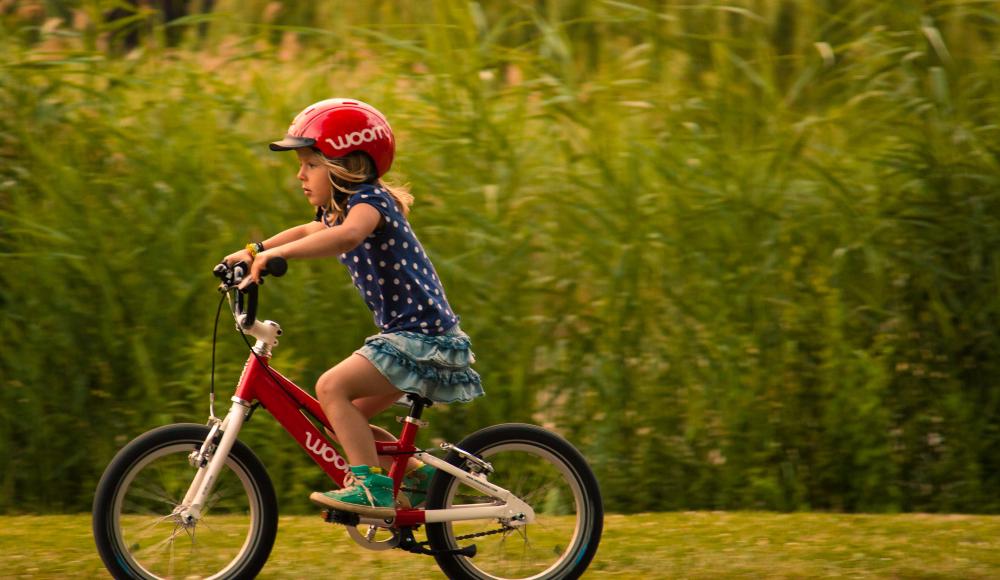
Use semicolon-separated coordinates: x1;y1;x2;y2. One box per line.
315;369;348;404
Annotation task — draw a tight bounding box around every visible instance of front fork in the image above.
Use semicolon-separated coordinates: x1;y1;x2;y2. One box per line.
177;397;252;525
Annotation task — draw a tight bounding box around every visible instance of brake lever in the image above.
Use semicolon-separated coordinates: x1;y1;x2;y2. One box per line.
232;262;248;286
212;261;250;291
212;257;287;328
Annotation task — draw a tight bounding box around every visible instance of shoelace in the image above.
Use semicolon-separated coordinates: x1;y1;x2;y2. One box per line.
339;474;378;507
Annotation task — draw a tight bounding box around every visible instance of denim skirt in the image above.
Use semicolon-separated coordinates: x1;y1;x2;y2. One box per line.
355;325;484;404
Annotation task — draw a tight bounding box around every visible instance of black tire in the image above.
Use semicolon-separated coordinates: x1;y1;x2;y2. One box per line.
426;423;603;580
92;423;278;580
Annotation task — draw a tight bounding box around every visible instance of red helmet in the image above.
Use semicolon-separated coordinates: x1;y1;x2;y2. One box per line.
269;98;395;177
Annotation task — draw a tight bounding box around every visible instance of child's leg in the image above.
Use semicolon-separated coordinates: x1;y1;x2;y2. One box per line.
323;391;416;473
315;354;403;468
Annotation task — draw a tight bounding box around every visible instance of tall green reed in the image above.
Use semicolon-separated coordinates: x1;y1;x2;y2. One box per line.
1;0;997;513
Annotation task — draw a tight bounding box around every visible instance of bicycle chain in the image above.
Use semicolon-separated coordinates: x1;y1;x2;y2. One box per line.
408;522;511;551
453;525;511;542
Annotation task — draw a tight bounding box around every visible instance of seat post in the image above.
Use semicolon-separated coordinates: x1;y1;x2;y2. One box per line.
390;395;433;490
406;393;433;420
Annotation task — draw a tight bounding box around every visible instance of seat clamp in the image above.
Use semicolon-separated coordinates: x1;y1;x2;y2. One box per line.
397;416;429;428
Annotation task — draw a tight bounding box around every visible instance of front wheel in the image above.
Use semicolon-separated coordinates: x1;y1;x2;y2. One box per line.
92;423;278;580
426;423;603;580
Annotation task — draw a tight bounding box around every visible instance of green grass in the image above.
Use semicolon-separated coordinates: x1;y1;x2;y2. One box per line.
2;0;999;516
1;512;998;578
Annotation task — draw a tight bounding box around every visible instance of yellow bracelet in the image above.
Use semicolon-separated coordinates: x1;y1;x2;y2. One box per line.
245;242;261;258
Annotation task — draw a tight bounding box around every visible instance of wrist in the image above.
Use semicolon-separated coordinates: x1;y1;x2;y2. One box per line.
245;241;265;258
259;247;284;261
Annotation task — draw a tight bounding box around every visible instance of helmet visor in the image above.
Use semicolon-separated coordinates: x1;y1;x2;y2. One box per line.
269;135;316;151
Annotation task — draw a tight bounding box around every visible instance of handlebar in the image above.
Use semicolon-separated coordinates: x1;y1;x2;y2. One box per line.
213;257;287;329
263;256;288;277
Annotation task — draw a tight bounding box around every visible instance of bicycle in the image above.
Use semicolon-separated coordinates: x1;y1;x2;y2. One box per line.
92;258;603;579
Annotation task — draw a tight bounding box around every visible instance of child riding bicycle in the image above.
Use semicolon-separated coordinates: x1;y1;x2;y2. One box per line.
222;98;484;516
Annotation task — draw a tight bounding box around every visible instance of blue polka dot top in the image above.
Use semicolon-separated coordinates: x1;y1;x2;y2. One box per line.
315;183;459;335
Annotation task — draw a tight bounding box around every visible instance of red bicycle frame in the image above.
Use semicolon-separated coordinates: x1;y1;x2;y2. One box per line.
232;351;426;524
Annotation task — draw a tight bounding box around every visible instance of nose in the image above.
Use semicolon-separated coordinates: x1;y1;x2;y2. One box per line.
297;165;306;181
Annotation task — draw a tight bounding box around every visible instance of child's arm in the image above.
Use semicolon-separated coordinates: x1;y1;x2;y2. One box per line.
223;221;325;266
241;204;382;284
263;221;326;249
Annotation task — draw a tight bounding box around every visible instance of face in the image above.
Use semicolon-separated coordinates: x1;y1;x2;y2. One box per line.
295;149;333;208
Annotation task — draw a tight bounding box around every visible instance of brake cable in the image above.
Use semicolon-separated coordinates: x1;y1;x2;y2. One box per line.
209;291;227;420
208;284;276;422
218;278;303;412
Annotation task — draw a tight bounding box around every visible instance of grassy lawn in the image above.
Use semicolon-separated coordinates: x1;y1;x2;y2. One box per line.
1;512;997;578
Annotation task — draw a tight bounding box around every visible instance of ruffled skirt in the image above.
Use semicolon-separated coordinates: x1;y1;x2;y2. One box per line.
355;325;484;404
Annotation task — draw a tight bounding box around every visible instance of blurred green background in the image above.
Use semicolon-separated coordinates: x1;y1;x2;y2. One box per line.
1;0;997;516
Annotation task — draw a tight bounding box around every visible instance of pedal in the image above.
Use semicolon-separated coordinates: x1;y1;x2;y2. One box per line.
321;509;360;526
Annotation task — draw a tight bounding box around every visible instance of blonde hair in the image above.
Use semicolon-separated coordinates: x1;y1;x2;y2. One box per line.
311;150;413;223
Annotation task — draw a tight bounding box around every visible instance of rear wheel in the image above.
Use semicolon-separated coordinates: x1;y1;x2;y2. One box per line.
92;423;278;579
425;423;603;579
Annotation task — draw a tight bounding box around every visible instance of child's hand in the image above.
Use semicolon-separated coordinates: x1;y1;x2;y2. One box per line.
239;251;281;289
223;249;254;267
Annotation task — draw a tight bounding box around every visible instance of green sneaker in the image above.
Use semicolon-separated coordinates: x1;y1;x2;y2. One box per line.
310;465;396;517
402;463;437;508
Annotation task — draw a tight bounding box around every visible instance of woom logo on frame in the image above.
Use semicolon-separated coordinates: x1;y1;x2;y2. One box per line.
304;430;350;471
325;124;390;150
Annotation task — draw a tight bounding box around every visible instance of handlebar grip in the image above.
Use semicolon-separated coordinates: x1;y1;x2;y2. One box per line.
263;256;287;277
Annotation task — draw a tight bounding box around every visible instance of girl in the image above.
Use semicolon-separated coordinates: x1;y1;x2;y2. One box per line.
224;98;483;516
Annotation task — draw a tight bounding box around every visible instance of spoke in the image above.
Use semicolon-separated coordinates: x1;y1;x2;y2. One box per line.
184;524;197;545
167;525;177;578
495;532;509;570
131;523;188;560
197;515;218;535
204;481;243;514
518;525;532;574
125;483;182;509
123;513;181;539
